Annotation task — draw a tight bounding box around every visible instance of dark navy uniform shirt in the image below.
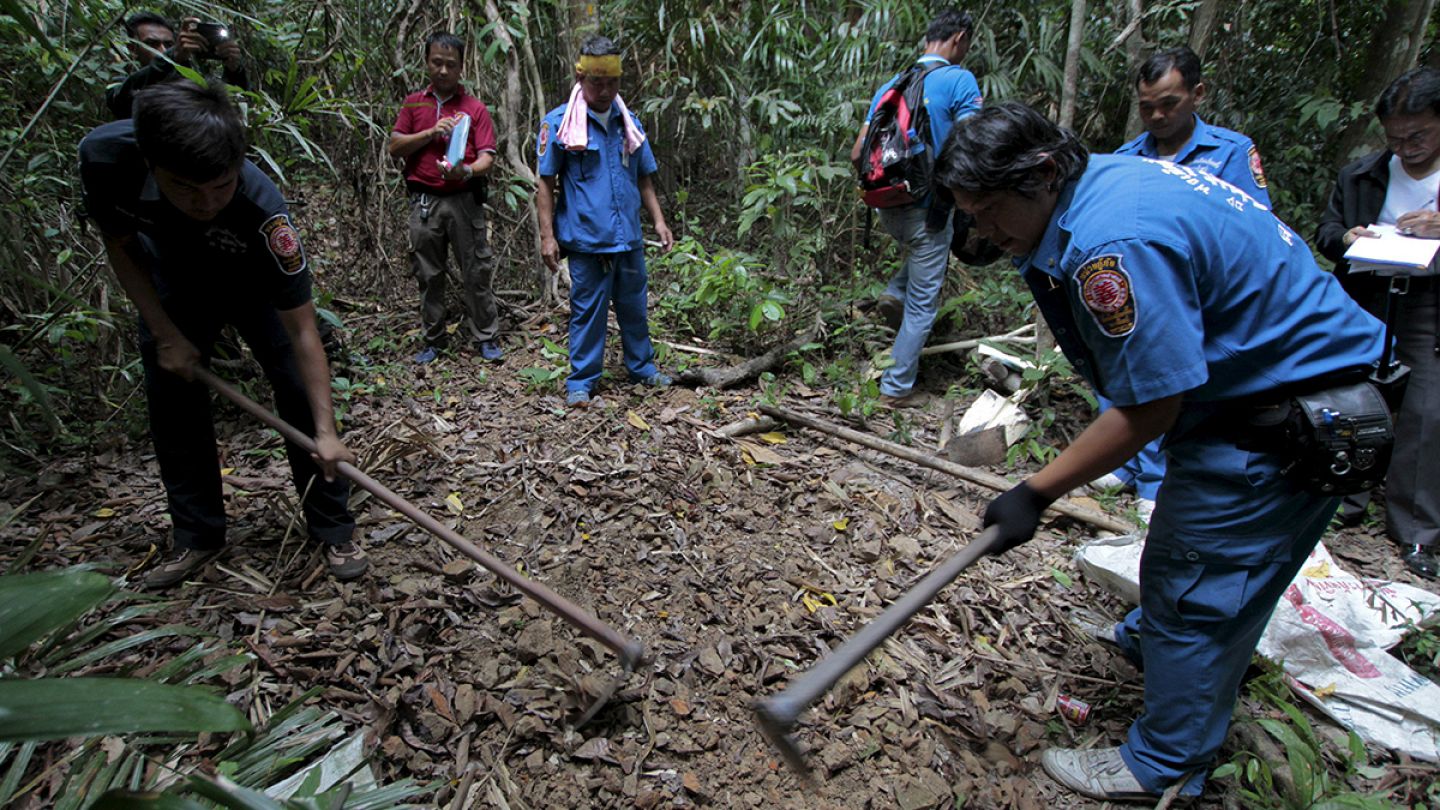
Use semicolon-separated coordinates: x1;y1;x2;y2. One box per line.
536;103;658;254
79;119;311;311
1115;114;1271;206
1019;155;1383;410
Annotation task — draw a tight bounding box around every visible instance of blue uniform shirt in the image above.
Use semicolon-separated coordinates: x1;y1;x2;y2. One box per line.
866;55;982;167
1020;155;1383;411
536;103;659;254
1115;114;1271;206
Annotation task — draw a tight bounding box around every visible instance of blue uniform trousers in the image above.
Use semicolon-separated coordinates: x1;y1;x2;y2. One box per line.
1096;394;1166;500
877;205;952;398
566;248;658;395
139;301;355;551
1106;437;1339;795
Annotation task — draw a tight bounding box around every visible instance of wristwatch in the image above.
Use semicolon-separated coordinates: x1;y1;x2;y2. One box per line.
463;163;474;180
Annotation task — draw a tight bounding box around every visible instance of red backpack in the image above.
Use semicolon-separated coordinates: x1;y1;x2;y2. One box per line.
857;63;943;208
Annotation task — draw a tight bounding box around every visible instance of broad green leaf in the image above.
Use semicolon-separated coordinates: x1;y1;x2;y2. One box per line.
91;792;210;809
0;678;250;742
0;345;62;435
0;568;112;661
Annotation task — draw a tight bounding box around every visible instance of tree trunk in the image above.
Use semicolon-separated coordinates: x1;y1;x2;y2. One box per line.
1059;0;1087;130
1187;0;1223;59
1123;0;1145;138
1335;0;1439;165
478;0;549;299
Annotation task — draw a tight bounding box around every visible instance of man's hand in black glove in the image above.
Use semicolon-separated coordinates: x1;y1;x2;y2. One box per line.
983;481;1057;554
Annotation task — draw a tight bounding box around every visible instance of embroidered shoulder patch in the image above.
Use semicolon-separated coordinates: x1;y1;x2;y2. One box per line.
259;213;306;276
1248;144;1267;189
1075;254;1137;337
538;121;551;158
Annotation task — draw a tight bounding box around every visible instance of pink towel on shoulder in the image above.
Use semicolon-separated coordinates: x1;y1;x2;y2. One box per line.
556;82;646;155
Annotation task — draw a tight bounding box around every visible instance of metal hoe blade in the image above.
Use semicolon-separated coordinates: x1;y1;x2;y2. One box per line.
753;526;1002;777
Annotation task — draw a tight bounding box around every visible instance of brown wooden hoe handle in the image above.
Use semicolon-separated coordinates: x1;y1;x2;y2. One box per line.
194;367;646;673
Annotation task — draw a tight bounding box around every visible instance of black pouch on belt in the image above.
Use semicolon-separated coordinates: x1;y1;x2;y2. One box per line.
1273;381;1396;496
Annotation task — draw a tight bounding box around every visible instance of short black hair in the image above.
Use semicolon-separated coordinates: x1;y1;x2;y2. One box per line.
132;81;247;181
935;101;1089;196
1137;46;1203;90
425;31;465;63
1376;67;1440;120
580;34;621;57
124;11;172;38
925;10;974;43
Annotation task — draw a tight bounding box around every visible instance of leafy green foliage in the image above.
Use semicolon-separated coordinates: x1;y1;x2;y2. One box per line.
650;229;791;348
516;337;569;391
0;568;251;747
1211;665;1402;809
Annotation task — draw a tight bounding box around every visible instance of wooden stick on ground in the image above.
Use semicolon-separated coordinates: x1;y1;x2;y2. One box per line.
677;327;818;389
759;403;1135;535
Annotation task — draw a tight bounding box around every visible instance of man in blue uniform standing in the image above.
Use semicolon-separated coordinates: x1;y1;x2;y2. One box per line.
937;103;1385;800
80;82;367;588
534;34;673;408
1096;45;1273;520
849;10;982;407
1115;46;1270;204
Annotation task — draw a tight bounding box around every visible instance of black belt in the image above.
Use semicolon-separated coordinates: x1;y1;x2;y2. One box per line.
406;182;468;197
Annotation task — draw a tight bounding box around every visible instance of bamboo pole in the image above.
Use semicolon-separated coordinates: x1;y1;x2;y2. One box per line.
758;404;1135;535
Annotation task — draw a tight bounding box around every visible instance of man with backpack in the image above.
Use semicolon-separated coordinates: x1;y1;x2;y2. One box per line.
850;10;982;407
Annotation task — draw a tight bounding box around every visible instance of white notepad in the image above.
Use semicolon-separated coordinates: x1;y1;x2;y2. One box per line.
1343;224;1440;276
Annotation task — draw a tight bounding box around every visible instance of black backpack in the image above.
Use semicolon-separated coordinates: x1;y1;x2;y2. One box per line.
857;63;943;208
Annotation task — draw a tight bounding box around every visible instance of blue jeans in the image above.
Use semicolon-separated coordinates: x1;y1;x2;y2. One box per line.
877;205;952;397
1108;436;1339;795
1096;394;1166;500
566;248;657;394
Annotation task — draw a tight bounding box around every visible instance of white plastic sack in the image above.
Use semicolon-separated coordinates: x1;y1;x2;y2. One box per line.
1076;536;1440;761
956;389;1031;446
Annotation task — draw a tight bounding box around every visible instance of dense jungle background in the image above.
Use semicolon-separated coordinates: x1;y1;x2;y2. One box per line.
2;0;1439;807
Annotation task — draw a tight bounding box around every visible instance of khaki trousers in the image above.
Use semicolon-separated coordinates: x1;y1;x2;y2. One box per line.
408;190;498;347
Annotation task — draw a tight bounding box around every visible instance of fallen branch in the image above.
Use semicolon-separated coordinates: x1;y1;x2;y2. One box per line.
713;414;780;439
921;335;1036;356
655;339;730;357
759;404;1135;535
678;328;818;389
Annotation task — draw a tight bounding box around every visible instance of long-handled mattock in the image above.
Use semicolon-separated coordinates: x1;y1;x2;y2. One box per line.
195;367;645;726
754;525;1002;778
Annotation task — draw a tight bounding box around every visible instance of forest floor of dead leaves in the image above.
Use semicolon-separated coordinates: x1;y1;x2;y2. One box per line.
4;299;1439;809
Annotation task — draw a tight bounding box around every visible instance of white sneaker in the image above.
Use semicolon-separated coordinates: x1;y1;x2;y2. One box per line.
1136;498;1156;525
1040;747;1156;802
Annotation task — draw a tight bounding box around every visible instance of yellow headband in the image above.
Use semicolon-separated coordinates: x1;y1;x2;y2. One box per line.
575;54;622;77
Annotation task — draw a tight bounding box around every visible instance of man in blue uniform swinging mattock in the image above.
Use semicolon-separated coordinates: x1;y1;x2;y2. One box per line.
1097;45;1273;520
941;103;1385;801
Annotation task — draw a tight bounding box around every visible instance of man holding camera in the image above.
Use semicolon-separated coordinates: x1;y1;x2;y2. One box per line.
107;13;249;120
388;31;502;365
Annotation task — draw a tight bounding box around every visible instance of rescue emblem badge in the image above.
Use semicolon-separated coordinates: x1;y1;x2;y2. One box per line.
1248;144;1267;189
538;121;551;157
259;213;306;275
1076;254;1137;337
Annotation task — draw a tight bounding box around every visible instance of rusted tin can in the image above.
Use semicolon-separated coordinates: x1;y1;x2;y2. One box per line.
1056;694;1091;724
